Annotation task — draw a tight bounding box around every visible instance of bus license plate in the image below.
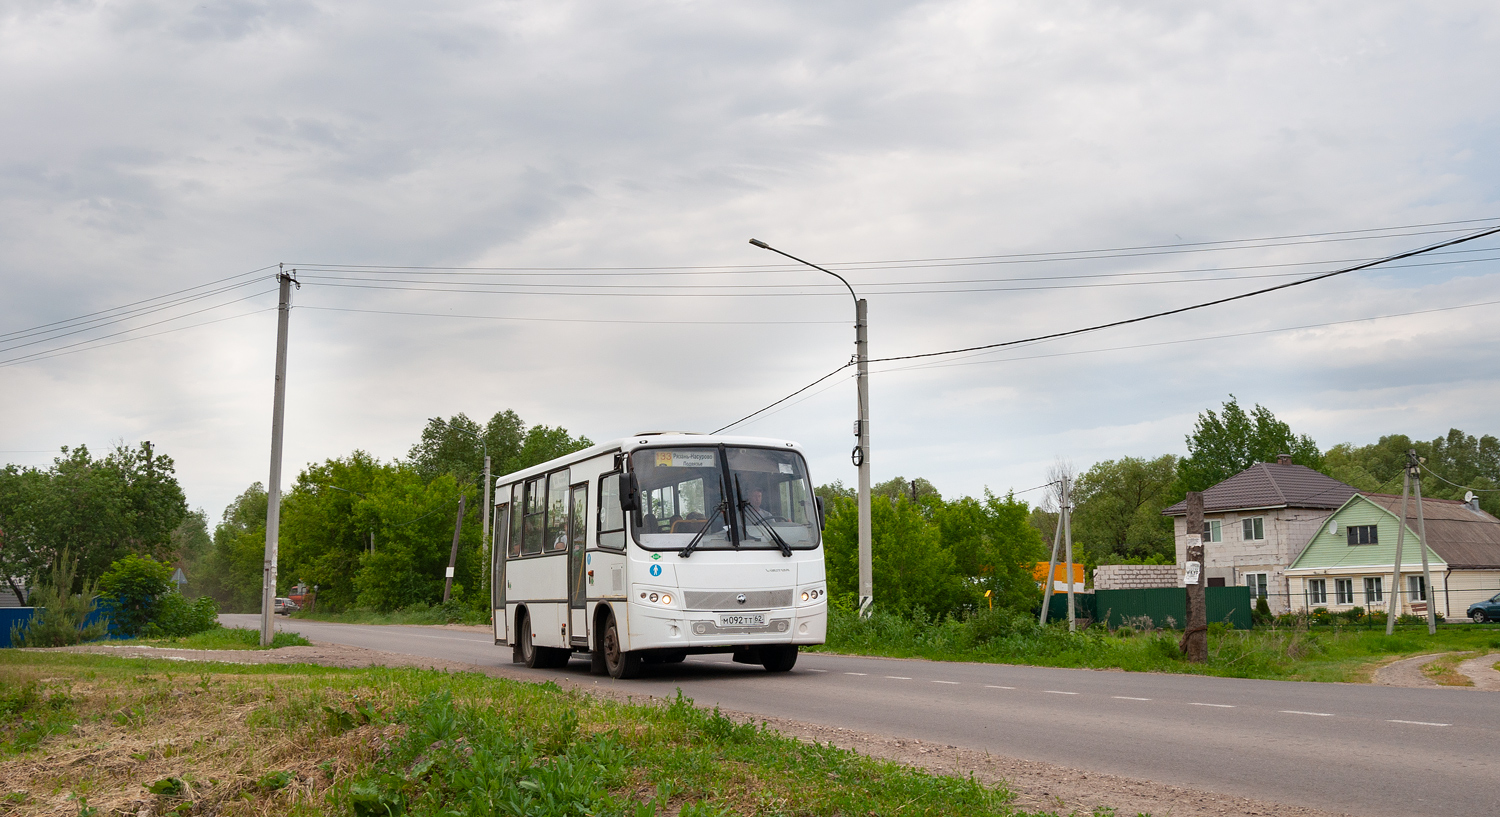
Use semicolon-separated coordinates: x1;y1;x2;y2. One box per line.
718;613;766;627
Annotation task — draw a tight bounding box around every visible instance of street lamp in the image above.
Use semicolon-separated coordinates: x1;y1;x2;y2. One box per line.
748;238;872;618
429;418;491;603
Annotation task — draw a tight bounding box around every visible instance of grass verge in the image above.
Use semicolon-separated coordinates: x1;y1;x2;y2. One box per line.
811;609;1500;683
115;626;313;651
1420;650;1487;686
290;603;488;627
0;652;1126;817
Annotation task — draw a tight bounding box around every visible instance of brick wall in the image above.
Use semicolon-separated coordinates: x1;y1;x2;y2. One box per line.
1094;564;1180;590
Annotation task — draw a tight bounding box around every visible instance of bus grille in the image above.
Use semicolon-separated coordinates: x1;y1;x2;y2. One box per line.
683;590;793;610
691;618;791;635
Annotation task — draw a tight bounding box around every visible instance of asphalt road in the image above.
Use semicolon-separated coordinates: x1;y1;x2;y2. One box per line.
223;615;1499;817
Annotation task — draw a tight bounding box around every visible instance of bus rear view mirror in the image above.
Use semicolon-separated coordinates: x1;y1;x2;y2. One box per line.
619;472;640;512
815;496;825;531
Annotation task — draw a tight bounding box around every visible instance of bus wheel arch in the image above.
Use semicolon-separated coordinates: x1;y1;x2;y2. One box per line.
600;606;641;679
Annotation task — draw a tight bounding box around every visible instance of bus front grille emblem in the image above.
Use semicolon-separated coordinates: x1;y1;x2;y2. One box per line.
736;594;747;605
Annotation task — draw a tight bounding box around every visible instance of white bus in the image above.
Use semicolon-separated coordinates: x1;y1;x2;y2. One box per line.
491;432;827;678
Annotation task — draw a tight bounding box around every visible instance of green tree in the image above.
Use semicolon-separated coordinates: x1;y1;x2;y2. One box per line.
9;550;107;647
97;553;174;637
0;443;188;598
1324;429;1499;515
1070;455;1179;564
409;410;592;483
199;483;269;613
823;494;967;617
1176;397;1321;493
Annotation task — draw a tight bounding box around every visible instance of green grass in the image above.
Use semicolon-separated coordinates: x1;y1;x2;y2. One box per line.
811;608;1500;682
291;601;489;627
115;626;312;650
0;651;1136;816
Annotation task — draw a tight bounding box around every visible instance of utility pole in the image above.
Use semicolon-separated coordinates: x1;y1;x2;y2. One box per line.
855;298;872;619
482;453;492;587
748;239;872;618
1039;492;1061;626
260;268;296;647
1386;450;1415;635
1181;491;1207;662
443;493;466;603
143;441;153;476
1061;475;1076;632
1414;454;1436;634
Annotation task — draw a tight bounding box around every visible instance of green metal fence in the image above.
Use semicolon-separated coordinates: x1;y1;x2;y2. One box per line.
1091;586;1252;630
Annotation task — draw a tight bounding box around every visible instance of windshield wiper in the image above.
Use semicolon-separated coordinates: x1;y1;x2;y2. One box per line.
681;471;734;559
736;474;793;557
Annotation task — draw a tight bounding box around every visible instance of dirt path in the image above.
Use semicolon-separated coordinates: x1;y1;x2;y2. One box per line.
41;641;1364;817
1371;651;1500;689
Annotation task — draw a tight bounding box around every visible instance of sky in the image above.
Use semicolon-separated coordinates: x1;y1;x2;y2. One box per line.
3;0;1499;523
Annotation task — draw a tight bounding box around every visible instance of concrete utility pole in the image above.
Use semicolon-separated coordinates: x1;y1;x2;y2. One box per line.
855;297;872;618
260;268;297;647
1039;487;1062;626
1414;454;1437;634
1062;476;1077;632
1181;491;1207;662
748;239;873;618
444;493;466;604
1386;451;1415;635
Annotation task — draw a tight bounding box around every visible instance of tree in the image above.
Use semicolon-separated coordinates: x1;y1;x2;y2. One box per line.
0;443;188;600
199;483;269;613
96;553;174;637
1324;429;1500;516
1176;397;1321;493
1070;455;1179;564
408;410;592;483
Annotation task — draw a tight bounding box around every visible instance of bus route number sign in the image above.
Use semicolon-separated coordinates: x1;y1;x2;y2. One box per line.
656;450;716;468
719;613;766;627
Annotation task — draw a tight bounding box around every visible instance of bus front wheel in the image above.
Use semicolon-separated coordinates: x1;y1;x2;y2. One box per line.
761;645;798;672
603;611;641;679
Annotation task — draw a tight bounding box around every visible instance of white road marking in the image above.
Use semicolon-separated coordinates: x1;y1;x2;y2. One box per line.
1190;703;1235;708
985;685;1015;690
1113;696;1151;701
1045;690;1079;695
1280;710;1334;717
805;669;828;673
886;676;912;680
932;680;960;685
844;672;868;676
1388;719;1450;727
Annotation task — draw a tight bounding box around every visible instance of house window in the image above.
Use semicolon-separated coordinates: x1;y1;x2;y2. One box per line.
1201;520;1222;543
1364;576;1383;604
1346;525;1378;545
1245;572;1268;600
1308;579;1327;605
1335;578;1354;605
1242;516;1265;541
1407;575;1427;602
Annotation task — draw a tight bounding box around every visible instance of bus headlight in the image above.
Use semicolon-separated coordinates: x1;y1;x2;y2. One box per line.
799;587;824;605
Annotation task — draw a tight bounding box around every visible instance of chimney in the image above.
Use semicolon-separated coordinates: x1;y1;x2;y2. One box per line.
1276;453;1292;465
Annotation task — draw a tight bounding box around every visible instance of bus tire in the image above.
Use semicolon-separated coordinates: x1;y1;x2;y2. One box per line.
602;611;640;679
761;645;798;672
519;610;570;669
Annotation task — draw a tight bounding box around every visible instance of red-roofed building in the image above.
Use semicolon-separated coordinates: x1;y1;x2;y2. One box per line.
1162;455;1358;613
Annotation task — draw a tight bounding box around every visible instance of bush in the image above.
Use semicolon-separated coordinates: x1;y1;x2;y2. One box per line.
1252;595;1272;626
9;550;109;647
97;553;219;638
142;594;220;638
98;554;173;636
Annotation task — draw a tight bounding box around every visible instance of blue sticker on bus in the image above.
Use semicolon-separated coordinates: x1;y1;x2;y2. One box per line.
649;564;662;577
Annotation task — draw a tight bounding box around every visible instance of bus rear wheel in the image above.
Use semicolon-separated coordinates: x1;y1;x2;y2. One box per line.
602;611;640;679
761;645;798;672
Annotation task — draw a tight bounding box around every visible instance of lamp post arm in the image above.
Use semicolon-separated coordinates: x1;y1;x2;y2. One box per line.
748;239;858;309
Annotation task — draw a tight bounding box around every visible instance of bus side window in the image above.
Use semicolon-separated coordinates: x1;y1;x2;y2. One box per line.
509;483;524;558
523;477;545;555
546;470;571;552
598;471;625;550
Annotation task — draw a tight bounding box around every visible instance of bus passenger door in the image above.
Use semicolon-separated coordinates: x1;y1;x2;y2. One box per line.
568;483;589;647
493;502;509;644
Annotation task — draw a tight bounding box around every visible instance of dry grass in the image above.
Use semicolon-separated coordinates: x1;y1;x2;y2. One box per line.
0;664;394;817
1420;651;1485;686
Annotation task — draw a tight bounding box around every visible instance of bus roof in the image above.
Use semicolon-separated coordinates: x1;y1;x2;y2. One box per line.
493;432;806;486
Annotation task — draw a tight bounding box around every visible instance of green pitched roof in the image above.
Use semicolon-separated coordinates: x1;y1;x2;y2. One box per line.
1288;494;1443;571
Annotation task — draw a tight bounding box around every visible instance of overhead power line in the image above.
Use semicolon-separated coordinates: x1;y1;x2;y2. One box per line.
1419;464;1500;493
300;305;845;326
866;222;1500;366
0;266;275;341
716;222;1500;432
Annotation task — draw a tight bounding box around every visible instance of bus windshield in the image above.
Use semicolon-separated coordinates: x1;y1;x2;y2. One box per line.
630;446;820;551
